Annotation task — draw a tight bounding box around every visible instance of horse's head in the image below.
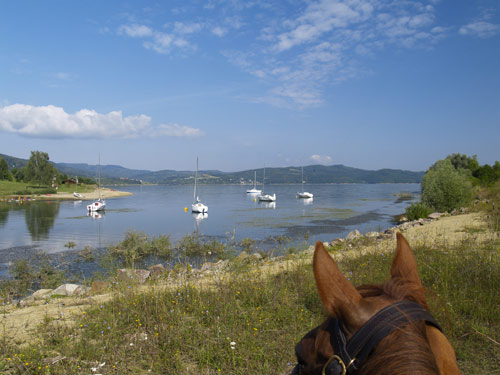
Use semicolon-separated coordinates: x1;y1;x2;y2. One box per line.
293;233;460;375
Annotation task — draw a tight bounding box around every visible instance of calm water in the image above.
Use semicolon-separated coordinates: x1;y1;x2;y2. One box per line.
0;184;418;259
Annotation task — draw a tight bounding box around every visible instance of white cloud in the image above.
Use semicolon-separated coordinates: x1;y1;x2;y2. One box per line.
173;22;202;34
54;72;72;81
154;124;203;137
118;23;196;54
229;0;449;108
0;104;202;139
211;26;228;37
459;21;499;38
310;154;333;164
274;0;373;52
118;24;153;38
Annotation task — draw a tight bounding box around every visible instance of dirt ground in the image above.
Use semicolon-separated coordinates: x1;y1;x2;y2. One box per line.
35;187;132;201
1;211;494;346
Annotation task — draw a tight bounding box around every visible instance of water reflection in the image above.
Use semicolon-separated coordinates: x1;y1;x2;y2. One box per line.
300;198;314;205
192;212;208;222
0;204;10;227
24;202;60;240
259;201;276;209
88;211;104;220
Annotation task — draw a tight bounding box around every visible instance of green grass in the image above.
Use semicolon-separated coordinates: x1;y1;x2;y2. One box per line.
0;180;31;196
1;236;499;374
0;180;96;197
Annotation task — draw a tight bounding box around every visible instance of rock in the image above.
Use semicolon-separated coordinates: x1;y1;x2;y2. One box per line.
214;259;229;270
399;222;409;230
201;262;216;272
398;215;408;223
117;269;151;284
322;242;330;248
346;230;362;241
365;232;379;238
235;251;248;261
428;212;442;219
50;284;89;297
31;289;53;300
148;264;166;278
20;289;53;306
91;281;110;294
251;252;263;260
304;245;315;254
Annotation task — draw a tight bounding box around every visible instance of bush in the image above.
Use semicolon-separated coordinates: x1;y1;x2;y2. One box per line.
422;159;474;212
176;234;225;258
107;231;172;267
405;202;433;221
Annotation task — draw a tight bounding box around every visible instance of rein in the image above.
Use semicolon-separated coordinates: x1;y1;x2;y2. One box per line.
294;301;442;375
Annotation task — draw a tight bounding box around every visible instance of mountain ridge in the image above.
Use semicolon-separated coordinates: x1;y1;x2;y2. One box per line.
0;153;424;184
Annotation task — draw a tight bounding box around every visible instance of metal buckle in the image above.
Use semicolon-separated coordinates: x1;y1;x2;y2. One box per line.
322;355;346;375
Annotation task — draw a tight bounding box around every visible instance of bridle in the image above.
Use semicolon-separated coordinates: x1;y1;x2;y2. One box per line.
293;301;442;375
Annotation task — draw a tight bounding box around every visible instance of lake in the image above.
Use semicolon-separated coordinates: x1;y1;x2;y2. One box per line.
0;183;418;271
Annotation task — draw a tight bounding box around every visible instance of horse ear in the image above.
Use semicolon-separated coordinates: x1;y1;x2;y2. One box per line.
391;232;422;287
313;241;363;326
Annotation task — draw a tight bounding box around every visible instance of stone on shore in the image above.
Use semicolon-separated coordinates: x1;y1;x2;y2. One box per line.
346;230;362;241
91;281;111;294
31;289;53;300
50;284;89;297
117;269;150;284
148;264;166;278
428;212;442;219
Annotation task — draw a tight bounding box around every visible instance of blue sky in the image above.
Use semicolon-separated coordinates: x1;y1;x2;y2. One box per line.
1;0;499;172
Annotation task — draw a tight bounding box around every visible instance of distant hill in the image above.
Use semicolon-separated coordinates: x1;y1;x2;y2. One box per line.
0;153;424;184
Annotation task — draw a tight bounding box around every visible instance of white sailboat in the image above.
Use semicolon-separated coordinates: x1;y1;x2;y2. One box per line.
87;156;106;212
73;177;83;198
191;156;208;213
246;171;262;194
297;166;313;199
258;167;276;202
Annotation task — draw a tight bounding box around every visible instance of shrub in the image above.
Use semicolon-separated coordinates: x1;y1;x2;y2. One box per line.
177;233;203;258
150;235;172;259
177;234;225;258
422;159;474;212
107;231;172;267
405;202;433;221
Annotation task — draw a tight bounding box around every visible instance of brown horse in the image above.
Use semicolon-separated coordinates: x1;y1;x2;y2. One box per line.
293;233;460;375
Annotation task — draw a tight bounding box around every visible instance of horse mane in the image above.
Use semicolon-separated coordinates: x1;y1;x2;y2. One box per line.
354;278;439;375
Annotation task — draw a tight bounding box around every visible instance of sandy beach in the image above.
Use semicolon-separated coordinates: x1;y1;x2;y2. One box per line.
34;187;132;201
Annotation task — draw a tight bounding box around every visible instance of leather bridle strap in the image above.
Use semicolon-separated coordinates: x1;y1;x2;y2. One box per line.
325;301;442;375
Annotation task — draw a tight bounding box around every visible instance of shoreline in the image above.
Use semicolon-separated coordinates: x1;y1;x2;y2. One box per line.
1;210;494;345
9;187;133;201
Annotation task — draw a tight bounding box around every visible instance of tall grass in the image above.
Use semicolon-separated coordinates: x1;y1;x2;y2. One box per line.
1;233;499;374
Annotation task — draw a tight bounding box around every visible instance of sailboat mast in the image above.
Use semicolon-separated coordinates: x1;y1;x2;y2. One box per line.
263;167;266;193
254;171;257;189
193;156;198;203
98;154;102;200
301;166;304;191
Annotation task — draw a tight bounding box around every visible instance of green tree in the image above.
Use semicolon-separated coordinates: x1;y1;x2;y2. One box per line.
474;164;496;186
23;151;59;186
0;157;11;180
422;159;474;212
494;161;500;181
446;153;479;173
10;167;24;182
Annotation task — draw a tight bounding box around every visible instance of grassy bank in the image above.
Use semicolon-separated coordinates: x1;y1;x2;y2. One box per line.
1;231;499;374
0;180;95;197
